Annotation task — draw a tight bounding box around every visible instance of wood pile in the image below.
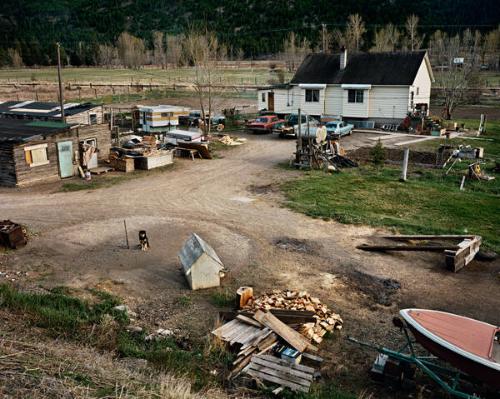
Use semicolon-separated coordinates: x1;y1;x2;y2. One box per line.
211;290;343;393
242;290;343;344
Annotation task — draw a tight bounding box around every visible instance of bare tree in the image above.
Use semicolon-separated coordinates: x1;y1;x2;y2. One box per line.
153;31;166;68
331;14;366;52
482;26;500;69
371;24;401;52
98;44;118;67
281;32;311;71
116;32;146;69
404;14;423;51
182;30;225;136
429;29;482;119
7;48;23;67
166;34;183;67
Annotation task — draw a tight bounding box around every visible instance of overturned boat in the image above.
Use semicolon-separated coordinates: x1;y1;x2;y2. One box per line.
400;309;500;389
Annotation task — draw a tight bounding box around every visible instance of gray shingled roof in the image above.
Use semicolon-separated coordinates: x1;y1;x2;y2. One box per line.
291;51;427;86
0;119;73;143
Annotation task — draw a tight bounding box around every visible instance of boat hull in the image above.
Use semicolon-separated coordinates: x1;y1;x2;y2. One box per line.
402;312;500;390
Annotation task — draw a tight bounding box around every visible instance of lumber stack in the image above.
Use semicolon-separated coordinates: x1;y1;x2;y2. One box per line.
242;289;343;344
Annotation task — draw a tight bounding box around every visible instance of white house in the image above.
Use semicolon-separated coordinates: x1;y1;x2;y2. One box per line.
258;49;434;125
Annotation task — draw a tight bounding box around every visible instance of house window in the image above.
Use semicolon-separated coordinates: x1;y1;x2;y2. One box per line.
416;87;420;95
305;89;320;102
24;144;49;167
89;113;97;125
161;112;173;117
348;89;364;103
261;92;266;102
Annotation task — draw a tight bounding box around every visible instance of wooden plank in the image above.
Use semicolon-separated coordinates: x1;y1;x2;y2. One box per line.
381;234;476;240
211;319;239;338
357;244;458;252
245;368;310;393
258;354;316;374
237;314;263;328
302;353;324;363
248;362;312;387
254;310;317;352
251;356;314;381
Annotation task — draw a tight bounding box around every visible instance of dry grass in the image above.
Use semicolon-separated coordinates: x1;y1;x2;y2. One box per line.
0;322;227;399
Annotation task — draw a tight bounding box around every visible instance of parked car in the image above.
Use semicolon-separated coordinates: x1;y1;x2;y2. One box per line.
325;120;354;138
246;115;284;133
179;110;225;127
273;113;318;138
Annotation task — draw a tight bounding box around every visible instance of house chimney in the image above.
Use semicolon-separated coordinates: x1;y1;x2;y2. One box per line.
340;46;347;70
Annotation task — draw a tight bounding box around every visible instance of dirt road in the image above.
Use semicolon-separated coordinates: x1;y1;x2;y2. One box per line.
1;132;499;395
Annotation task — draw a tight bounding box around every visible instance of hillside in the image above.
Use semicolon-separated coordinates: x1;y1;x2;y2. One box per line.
0;0;498;65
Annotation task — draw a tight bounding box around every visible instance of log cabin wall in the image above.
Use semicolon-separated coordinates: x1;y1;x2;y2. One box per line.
12;130;76;187
0;143;17;187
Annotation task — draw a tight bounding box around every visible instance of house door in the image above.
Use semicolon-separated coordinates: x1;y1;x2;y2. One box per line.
57;141;74;178
268;92;274;111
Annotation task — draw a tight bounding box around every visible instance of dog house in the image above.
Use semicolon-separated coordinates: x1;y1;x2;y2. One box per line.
178;233;225;290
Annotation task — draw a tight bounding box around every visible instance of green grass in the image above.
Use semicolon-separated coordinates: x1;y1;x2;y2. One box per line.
210;289;235;307
410;118;500;157
0;284;127;335
282;166;500;251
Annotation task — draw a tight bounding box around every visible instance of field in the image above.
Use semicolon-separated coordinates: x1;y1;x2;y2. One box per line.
0;66;292;86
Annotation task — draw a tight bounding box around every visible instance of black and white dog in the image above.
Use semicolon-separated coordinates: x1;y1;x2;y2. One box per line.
139;230;150;251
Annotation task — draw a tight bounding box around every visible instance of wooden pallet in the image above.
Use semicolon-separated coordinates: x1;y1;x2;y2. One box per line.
244;354;315;393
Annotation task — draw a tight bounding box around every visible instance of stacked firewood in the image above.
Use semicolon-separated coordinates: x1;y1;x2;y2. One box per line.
242;290;343;344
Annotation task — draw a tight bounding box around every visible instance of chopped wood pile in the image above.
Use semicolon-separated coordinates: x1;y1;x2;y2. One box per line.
211;289;342;393
216;135;246;146
243;290;343;344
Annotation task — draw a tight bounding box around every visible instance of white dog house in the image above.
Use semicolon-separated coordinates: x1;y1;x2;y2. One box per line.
179;233;225;290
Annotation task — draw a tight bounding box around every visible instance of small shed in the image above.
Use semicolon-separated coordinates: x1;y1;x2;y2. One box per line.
178;233;225;290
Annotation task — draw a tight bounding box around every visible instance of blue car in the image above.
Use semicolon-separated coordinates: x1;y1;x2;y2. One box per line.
325;120;354;137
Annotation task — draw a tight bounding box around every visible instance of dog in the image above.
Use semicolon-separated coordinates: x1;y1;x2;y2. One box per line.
139;230;150;251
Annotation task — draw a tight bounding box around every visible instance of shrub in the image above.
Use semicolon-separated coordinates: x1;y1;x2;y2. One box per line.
370;139;385;166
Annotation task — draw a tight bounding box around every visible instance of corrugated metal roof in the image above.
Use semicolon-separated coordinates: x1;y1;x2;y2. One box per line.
0;119;74;144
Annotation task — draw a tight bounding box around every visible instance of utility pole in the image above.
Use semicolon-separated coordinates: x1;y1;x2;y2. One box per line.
56;42;65;123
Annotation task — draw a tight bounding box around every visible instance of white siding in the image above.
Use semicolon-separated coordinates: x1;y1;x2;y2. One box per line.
411;59;432;110
324;86;343;116
297;87;325;116
257;90;267;111
257;88;295;113
368;86;410;120
342;89;369;118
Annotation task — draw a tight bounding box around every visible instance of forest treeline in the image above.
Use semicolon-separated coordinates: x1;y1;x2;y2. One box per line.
0;0;498;67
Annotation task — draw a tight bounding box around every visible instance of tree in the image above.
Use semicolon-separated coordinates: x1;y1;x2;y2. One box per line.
371;24;401;52
117;32;146;69
332;14;366;52
98;44;119;67
404;14;423;51
182;30;226;136
281;32;310;71
7;48;23;67
482;25;500;69
429;29;482;119
153;31;166;68
166;34;183;67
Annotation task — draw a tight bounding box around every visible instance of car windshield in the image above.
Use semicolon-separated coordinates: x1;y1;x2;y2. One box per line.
287;114;306;124
327;122;338;128
255;117;267;122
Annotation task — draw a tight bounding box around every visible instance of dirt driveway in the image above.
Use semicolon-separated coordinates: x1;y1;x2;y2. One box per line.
1;132;499;396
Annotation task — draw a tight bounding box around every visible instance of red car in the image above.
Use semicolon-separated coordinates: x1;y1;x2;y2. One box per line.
246;115;284;134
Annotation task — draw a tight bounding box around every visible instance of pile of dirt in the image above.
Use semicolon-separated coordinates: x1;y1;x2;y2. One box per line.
344;270;401;306
273;237;318;254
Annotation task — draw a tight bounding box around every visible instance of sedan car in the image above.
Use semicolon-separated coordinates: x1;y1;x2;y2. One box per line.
246;115;284;134
325;120;354;138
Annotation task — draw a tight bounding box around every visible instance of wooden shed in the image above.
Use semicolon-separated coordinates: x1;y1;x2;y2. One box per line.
0;119;111;187
178;233;225;290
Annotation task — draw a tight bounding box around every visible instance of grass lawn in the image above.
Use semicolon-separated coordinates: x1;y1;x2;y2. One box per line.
282;166;500;252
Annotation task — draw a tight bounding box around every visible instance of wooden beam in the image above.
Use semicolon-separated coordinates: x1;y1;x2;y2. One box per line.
253;310;317;352
357;244;458;252
380;235;476;240
445;236;482;272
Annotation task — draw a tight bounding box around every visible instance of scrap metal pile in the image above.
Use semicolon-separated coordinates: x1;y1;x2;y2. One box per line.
212;289;342;393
